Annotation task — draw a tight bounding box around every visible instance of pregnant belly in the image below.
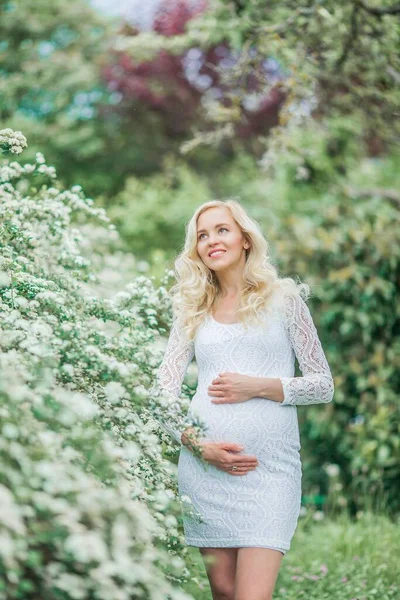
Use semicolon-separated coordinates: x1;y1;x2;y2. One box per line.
187;393;301;453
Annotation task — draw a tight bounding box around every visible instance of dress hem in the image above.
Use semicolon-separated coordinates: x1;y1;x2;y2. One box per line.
185;538;288;554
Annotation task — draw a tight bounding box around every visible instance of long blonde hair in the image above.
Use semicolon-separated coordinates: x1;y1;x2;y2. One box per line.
169;199;309;341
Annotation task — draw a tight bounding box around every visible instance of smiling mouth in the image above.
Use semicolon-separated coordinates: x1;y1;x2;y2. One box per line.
209;250;226;258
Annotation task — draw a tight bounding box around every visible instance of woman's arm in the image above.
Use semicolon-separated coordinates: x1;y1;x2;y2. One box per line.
256;293;334;406
150;316;195;443
208;293;334;407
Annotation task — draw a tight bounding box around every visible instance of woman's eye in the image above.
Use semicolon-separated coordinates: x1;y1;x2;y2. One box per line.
198;227;228;240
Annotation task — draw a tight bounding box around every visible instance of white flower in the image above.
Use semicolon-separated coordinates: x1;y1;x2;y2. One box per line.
123;442;140;463
324;463;340;477
35;152;46;164
0;272;10;287
180;494;192;504
51;573;87;600
104;381;127;404
0;485;26;535
62;364;75;376
2;424;18;438
31;321;53;337
312;510;325;521
164;515;178;528
0;532;15;562
65;532;108;563
67;392;98;419
0;128;28;154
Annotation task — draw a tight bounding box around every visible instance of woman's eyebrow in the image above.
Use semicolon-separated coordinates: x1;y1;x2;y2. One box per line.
197;222;230;234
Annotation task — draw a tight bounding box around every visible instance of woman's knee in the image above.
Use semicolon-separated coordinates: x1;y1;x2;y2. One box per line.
211;579;235;600
200;547;237;600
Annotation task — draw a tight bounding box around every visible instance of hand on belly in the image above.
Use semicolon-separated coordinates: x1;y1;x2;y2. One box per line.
208;372;259;404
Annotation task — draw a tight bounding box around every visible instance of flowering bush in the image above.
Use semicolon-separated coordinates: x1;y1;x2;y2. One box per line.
0;129;27;156
0;129;202;599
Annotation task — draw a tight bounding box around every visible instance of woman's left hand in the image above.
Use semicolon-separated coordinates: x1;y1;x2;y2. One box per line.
208;372;257;404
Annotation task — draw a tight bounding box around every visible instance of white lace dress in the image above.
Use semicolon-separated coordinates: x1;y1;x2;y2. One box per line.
152;292;334;554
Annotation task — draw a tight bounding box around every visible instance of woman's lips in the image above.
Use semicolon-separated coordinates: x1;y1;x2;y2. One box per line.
209;250;226;258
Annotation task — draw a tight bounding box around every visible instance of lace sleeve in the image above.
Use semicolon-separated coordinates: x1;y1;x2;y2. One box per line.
150;317;195;443
278;293;334;407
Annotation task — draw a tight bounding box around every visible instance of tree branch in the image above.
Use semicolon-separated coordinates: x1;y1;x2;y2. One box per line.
258;7;316;34
335;4;360;69
356;1;400;16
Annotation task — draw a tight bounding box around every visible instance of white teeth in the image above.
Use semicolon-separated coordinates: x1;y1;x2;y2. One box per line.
210;250;225;257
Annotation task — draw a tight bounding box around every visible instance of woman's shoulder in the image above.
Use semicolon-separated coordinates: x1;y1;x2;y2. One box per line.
266;287;309;324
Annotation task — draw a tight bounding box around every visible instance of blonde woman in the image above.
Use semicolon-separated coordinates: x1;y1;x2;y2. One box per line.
152;199;334;600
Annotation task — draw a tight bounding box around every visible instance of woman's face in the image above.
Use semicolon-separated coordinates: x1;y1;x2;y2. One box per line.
196;206;249;272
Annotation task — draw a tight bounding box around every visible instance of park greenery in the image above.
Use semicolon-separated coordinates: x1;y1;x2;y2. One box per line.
0;0;399;597
0;131;204;599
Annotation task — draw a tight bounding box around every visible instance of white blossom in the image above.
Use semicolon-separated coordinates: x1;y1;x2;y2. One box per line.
0;131;199;600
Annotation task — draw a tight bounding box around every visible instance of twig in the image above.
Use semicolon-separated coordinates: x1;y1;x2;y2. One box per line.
356;1;400;16
335;4;360;69
258;7;316;34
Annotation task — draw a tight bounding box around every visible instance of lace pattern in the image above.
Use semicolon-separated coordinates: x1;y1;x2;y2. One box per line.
150;292;334;551
150;318;195;443
278;294;334;406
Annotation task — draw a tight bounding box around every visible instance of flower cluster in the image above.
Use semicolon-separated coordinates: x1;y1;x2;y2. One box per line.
0;128;28;155
0;130;197;599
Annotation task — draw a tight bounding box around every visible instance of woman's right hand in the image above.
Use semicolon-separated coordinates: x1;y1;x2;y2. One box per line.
200;441;259;476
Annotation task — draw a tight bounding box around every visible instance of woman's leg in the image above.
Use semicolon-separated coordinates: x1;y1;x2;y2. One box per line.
199;547;238;600
234;547;283;600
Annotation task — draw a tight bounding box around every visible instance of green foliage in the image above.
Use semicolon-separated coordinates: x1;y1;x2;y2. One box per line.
126;0;400;157
0;131;202;599
0;0;114;192
183;511;400;599
261;131;400;515
106;159;212;263
106;151;274;264
0;0;174;197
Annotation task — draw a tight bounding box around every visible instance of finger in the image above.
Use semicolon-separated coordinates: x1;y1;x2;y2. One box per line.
233;466;257;472
232;461;258;468
233;455;259;463
211;399;232;404
226;468;256;476
227;454;258;462
226;460;258;469
221;465;248;473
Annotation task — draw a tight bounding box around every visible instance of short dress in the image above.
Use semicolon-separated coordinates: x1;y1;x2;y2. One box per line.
152;292;334;554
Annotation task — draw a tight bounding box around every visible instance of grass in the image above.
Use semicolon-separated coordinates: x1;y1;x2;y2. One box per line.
181;511;400;599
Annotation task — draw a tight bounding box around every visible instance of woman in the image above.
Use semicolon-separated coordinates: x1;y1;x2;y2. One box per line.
152;199;334;600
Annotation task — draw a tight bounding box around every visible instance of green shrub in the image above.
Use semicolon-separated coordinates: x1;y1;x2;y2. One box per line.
0;130;199;599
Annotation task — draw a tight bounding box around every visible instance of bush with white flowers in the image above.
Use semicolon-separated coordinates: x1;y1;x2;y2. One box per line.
0;129;202;599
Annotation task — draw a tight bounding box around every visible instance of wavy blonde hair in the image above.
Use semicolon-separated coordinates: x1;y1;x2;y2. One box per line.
169;199;310;342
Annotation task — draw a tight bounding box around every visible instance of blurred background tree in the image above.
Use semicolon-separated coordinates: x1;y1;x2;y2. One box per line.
0;0;116;194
